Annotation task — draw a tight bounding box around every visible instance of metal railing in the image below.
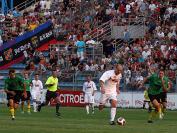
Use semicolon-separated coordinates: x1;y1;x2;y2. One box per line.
112;17;146;51
87;19;112;42
13;0;39;12
49;43;103;61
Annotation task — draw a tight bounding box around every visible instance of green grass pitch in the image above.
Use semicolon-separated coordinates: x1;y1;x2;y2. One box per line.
0;105;177;133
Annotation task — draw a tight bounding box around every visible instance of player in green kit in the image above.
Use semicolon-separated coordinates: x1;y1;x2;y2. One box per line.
4;69;27;120
159;71;171;118
140;69;167;123
21;72;32;114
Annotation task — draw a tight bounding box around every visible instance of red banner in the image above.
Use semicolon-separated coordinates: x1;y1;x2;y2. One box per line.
51;90;85;107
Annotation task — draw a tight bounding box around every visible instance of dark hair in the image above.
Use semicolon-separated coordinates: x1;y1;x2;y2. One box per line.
35;73;39;75
9;69;15;74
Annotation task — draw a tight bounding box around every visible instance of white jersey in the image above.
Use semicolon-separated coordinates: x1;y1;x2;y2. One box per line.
83;81;97;94
99;70;122;94
31;79;43;93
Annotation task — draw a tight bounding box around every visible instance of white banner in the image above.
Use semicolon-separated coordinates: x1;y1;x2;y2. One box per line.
94;92;177;110
1;91;177;110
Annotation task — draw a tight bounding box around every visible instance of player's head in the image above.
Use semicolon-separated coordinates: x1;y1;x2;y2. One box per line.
87;75;91;82
34;73;39;80
114;64;123;75
158;69;165;79
9;69;15;78
24;72;29;79
52;70;57;78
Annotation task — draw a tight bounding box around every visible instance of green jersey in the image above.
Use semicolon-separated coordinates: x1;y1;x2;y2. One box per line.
4;76;24;91
147;73;162;95
24;79;32;92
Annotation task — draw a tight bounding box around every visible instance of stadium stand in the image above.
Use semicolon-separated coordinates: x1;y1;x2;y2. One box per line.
0;0;176;93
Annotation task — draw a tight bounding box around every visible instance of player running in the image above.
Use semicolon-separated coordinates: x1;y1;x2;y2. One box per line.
4;69;27;120
99;64;122;125
37;70;61;117
140;69;170;123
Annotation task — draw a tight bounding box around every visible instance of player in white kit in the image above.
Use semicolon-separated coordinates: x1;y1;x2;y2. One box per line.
99;64;123;125
83;75;97;114
31;73;43;112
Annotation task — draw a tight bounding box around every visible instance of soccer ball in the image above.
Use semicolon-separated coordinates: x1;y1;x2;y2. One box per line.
117;117;126;126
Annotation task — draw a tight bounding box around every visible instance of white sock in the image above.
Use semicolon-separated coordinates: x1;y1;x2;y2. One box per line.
33;102;37;112
110;108;116;122
86;105;89;114
91;104;94;112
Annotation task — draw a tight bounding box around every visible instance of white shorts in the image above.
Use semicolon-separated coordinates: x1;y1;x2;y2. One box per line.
84;93;94;104
31;91;41;101
100;93;117;105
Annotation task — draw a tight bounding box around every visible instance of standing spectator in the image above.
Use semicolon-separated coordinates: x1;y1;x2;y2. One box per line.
75;37;85;61
123;28;131;43
83;75;97;114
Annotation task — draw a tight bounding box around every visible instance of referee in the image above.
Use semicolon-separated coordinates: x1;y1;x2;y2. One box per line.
38;70;61;116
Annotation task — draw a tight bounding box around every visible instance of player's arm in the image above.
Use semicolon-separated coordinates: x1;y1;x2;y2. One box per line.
99;71;109;94
83;82;86;94
116;82;120;95
45;77;54;87
92;82;97;96
161;78;172;92
4;80;16;95
40;80;43;94
138;77;148;89
22;80;27;98
100;80;105;94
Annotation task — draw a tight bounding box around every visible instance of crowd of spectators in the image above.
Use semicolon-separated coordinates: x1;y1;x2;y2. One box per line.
0;0;176;91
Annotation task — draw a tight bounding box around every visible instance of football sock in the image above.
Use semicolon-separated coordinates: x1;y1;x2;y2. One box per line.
10;108;15;117
27;103;31;113
158;107;162;119
143;103;145;109
110;108;116;122
91;104;94;113
21;102;24;112
86;105;89;114
162;107;166;114
33;102;37;112
56;103;60;113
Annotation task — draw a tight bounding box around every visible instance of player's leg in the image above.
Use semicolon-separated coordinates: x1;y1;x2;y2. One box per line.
37;90;49;112
148;101;152;113
27;92;31;114
143;100;146;109
90;95;95;114
84;94;90;114
54;91;61;116
9;99;15;120
21;92;26;114
99;94;107;111
32;92;38;112
109;97;117;125
161;92;167;115
148;94;161;123
21;100;25;113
